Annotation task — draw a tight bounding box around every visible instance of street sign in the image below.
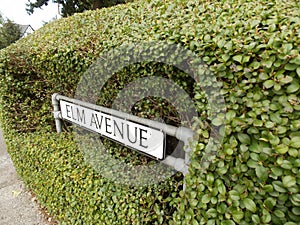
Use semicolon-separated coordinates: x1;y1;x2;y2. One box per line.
60;100;165;159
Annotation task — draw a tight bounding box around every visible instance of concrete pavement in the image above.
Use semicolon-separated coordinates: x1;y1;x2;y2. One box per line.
0;129;52;225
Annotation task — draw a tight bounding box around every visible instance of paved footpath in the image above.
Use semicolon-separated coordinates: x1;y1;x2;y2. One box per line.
0;129;51;225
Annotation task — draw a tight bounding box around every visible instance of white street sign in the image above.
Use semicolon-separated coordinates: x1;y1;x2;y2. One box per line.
60;100;165;159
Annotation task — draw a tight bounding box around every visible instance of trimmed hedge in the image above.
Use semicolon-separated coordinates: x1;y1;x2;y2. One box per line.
9;132;182;224
0;0;299;224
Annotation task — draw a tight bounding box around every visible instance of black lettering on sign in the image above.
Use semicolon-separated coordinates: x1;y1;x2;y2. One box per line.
105;117;112;134
127;124;137;144
90;113;103;129
77;108;86;124
139;128;148;148
65;104;86;124
113;120;124;139
71;106;76;120
66;104;72;119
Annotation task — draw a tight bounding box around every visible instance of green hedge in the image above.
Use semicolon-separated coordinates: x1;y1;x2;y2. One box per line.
8;132;182;224
0;0;299;224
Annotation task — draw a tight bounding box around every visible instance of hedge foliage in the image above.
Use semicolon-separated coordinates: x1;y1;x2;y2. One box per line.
0;0;299;224
8;132;183;224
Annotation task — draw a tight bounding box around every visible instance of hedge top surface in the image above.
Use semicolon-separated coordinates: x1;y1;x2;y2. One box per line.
3;0;300;61
0;0;299;133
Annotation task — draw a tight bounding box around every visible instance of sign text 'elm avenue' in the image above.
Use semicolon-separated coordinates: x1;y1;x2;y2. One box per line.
60;100;165;159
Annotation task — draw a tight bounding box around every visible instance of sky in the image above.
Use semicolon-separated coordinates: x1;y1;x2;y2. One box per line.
0;0;60;30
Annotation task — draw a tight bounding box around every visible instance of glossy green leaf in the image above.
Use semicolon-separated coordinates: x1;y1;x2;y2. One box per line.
229;190;240;201
212;117;224;126
221;220;235;225
296;67;300;77
273;209;285;218
233;55;243;63
275;144;289;154
282;175;296;188
202;194;211;204
284;222;298;225
232;210;244;223
264;197;276;210
237;133;251;145
255;165;268;181
243;198;257;212
286;82;300;93
262;209;271;223
273;181;287;193
285;63;298;71
263;80;274;88
290;136;300;148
